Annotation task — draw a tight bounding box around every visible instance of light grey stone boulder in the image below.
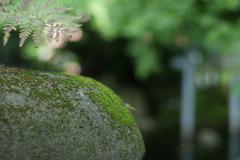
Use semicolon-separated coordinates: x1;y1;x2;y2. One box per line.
0;66;145;160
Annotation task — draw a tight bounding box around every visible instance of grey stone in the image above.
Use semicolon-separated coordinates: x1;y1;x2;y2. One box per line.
0;66;145;160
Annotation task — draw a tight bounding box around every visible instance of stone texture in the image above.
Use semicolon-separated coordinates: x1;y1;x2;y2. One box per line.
0;66;145;160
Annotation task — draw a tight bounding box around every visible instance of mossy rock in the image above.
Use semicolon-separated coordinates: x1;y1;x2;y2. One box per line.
0;66;145;160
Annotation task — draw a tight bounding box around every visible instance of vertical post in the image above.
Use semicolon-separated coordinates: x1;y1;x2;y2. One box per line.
171;48;202;160
171;50;203;160
179;51;196;160
228;75;240;160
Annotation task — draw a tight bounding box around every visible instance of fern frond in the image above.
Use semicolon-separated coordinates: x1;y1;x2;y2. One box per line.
49;15;83;23
40;7;74;18
0;0;12;7
3;30;11;46
0;0;82;47
32;24;45;48
34;1;54;17
21;0;34;7
15;0;34;13
2;21;17;46
0;0;12;12
19;22;33;47
0;0;12;8
35;1;54;11
60;23;82;28
46;23;55;43
0;12;9;24
62;28;78;37
54;24;61;42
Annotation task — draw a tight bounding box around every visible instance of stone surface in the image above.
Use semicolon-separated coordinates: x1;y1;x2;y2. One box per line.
0;66;145;160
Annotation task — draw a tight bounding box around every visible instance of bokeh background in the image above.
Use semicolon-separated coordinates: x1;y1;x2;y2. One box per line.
2;0;240;159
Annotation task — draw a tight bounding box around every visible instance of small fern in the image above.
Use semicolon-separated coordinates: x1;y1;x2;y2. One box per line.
0;0;82;48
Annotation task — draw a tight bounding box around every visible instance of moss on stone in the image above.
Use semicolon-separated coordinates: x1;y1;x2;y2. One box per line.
0;67;135;127
58;73;135;128
0;66;145;160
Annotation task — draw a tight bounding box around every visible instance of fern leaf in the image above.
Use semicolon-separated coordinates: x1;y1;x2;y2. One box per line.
34;1;54;11
49;15;83;23
34;1;54;17
3;30;11;46
46;23;55;43
0;12;9;24
0;0;12;12
2;22;17;46
60;28;78;40
14;0;33;13
60;23;82;28
21;0;34;8
54;24;62;42
19;23;33;47
32;24;45;48
0;0;12;7
42;7;74;17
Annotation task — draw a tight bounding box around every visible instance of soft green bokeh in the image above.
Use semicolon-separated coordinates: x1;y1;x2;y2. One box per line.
52;0;240;79
3;0;240;79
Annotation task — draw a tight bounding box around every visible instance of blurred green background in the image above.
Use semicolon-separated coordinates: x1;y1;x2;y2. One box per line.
2;0;240;159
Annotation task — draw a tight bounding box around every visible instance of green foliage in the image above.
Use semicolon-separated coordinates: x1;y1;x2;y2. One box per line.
0;0;82;47
2;0;240;80
128;40;162;79
62;0;240;79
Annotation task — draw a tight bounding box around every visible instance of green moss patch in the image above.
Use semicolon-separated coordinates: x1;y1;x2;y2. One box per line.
0;66;135;127
58;73;135;128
